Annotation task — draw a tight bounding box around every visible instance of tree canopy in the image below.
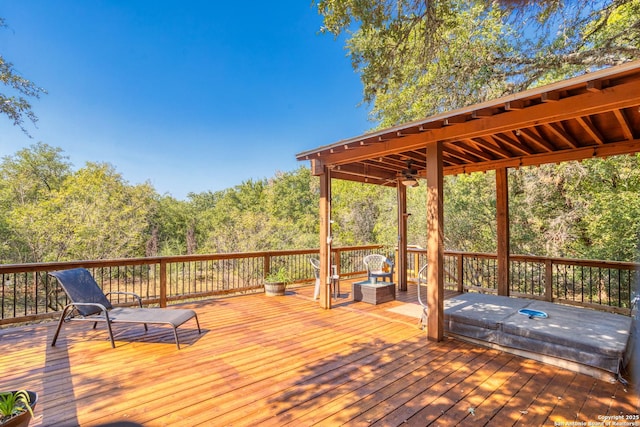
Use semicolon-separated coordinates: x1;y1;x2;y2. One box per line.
0;145;638;264
0;18;46;135
313;0;640;262
317;0;640;126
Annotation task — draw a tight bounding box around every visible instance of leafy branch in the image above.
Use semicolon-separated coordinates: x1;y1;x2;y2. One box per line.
0;18;47;136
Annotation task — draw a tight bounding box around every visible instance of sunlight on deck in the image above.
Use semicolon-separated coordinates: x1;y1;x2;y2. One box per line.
1;282;637;426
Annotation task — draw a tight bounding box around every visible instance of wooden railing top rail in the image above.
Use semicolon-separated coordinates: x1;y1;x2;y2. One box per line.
4;245;635;273
0;245;385;274
407;248;640;270
0;244;637;326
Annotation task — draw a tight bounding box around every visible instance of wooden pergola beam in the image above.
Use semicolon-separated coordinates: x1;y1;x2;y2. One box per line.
519;128;555;153
301;78;640;167
445;139;640;175
576;116;605;145
613;109;634;141
545;122;579;149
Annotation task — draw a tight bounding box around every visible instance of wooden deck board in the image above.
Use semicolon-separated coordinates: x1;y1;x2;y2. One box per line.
0;282;637;426
226;332;445;426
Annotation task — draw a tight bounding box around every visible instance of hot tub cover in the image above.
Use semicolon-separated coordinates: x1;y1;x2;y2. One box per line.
444;293;632;376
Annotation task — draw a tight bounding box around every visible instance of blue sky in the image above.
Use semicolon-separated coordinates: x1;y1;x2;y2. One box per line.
0;1;372;199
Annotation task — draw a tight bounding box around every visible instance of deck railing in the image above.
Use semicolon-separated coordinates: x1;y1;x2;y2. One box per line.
2;246;638;325
407;248;639;315
0;245;383;326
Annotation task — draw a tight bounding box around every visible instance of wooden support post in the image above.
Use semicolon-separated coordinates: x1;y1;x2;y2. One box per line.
426;141;444;342
319;167;332;309
496;167;510;296
397;180;408;291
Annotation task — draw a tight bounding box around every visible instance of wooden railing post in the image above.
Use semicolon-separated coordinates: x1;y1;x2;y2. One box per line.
545;259;553;301
160;259;167;308
264;253;271;279
333;248;341;275
394;247;399;286
457;253;464;293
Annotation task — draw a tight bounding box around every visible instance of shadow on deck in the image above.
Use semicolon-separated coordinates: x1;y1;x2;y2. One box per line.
0;281;637;426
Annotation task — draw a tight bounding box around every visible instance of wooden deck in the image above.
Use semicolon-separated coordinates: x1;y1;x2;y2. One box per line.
1;281;637;426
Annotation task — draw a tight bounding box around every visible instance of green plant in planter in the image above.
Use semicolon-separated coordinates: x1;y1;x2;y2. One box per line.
0;390;34;425
264;267;291;296
265;267;291;284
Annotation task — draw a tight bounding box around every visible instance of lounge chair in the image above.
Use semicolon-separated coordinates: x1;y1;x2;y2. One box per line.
363;254;394;282
49;268;201;349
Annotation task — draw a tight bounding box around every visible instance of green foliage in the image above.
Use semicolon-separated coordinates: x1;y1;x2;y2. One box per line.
562;155;640;260
444;172;497;252
0;147;154;263
40;162;156;261
0;145;638;264
191;167;320;253
265;266;291;284
0;390;33;421
148;195;196;256
1;18;47;135
0;143;71;262
356;2;512;125
501;156;640;261
330;180;396;245
316;0;640;126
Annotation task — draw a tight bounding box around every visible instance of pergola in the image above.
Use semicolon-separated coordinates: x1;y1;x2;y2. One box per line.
296;60;640;342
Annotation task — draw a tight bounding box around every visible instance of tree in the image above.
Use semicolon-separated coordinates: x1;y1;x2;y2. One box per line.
316;0;640;262
1;18;47;135
41;162;156;261
195;168;321;253
0;143;70;262
331;180;394;246
197;180;268;252
504;156;640;261
562;155;640;261
263;167;319;249
317;0;640;125
147;195;197;256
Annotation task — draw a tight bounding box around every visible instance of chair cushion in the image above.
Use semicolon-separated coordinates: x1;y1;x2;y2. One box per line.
99;307;197;328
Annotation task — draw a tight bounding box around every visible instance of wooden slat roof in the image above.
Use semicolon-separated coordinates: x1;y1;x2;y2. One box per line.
296;61;640;186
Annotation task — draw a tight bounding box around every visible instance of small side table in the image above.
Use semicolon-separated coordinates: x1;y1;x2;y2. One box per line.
352;280;396;305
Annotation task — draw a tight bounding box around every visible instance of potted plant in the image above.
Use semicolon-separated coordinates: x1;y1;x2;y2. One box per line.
0;390;37;427
264;267;291;296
